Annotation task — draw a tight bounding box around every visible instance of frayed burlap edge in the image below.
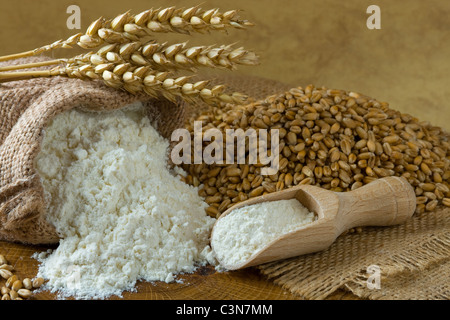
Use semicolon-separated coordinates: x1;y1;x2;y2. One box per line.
257;207;450;300
346;258;450;300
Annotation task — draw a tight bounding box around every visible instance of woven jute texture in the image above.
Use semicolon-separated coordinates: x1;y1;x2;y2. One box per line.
257;207;450;300
0;56;448;300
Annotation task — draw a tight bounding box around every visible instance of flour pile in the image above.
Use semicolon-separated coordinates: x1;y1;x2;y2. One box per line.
33;103;216;299
211;199;315;267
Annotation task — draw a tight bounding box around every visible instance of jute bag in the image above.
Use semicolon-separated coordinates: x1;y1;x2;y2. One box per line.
0;57;186;244
1;56;449;300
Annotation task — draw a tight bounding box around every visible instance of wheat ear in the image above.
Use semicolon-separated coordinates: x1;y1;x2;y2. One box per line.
0;6;256;106
0;61;246;105
78;6;253;48
0;43;248;104
67;41;258;73
0;6;253;61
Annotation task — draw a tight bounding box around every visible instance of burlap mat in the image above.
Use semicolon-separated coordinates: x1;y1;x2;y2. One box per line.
0;56;448;299
257;207;450;300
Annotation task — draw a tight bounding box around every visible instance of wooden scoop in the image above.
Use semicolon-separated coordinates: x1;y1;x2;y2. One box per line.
211;176;416;270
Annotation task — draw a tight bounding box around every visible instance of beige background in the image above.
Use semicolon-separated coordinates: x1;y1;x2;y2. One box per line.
0;0;449;130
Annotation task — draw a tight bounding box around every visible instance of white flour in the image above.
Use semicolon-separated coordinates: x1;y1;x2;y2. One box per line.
211;199;315;267
34;103;216;300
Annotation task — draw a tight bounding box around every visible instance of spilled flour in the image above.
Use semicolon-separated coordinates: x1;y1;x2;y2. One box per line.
211;199;315;267
33;103;216;299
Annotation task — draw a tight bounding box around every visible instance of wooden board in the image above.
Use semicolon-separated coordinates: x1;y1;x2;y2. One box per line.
0;241;359;300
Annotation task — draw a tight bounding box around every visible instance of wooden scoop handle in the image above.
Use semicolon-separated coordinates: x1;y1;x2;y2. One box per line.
213;177;416;270
335;176;416;232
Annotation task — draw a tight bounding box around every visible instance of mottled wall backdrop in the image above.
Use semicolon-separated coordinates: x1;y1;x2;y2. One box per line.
1;0;449;129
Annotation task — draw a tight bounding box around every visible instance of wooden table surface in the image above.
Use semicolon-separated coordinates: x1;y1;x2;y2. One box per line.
0;241;358;300
5;0;446;302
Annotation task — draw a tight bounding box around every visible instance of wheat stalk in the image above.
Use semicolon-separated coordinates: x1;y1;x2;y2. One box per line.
0;6;253;62
70;41;258;73
0;5;257;106
0;59;64;72
78;6;253;48
0;44;249;105
0;34;82;62
0;61;246;105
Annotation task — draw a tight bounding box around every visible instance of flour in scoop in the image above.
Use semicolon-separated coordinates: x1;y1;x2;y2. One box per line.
211;199;315;267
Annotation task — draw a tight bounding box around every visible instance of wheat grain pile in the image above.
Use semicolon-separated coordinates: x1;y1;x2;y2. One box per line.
181;85;450;219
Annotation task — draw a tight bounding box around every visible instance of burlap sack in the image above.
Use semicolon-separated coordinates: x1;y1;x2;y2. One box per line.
0;56;187;244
